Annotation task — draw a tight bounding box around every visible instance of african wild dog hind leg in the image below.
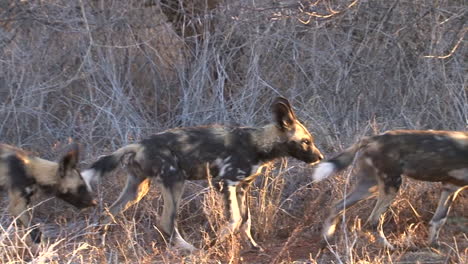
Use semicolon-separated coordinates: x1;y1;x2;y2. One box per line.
366;173;401;250
428;183;462;247
158;181;196;252
322;164;378;244
104;172;151;225
104;155;152;223
367;173;401;227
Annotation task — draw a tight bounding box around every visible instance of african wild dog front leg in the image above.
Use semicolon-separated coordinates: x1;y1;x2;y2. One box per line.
215;179;263;251
236;181;263;251
212;179;244;246
8;189;41;243
224;180;243;232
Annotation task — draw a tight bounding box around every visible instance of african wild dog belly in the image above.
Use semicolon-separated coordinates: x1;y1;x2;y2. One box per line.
399;152;468;185
182;155;258;182
403;170;468;186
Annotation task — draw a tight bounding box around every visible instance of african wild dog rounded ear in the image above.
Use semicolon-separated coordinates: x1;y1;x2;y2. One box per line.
272;97;297;130
58;143;80;176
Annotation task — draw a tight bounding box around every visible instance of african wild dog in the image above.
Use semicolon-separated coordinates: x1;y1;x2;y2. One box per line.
312;130;468;249
0;143;96;243
82;97;324;252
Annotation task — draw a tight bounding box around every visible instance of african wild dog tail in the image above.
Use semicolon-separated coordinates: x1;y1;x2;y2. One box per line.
82;144;141;190
312;136;373;182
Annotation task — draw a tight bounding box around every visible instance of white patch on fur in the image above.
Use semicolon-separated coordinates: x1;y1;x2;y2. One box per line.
225;179;238;187
312;162;336;181
220;163;231;177
448;168;468;180
236;168;246;180
81;169;96;192
236;175;245;180
173;235;197;253
25;186;34;195
226;180;242;230
215;157;232;177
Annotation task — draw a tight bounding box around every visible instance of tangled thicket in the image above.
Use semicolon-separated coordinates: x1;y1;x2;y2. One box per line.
0;1;466;263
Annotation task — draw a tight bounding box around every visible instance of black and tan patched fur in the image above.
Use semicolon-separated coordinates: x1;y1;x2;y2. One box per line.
83;97;324;252
0;143;96;243
312;130;468;249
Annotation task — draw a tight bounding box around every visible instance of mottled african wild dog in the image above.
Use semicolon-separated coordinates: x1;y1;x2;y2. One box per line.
312;130;468;249
82;97;324;252
0;143;96;243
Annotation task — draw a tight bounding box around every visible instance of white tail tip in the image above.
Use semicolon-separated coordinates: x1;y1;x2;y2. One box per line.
81;169;98;192
312;162;336;182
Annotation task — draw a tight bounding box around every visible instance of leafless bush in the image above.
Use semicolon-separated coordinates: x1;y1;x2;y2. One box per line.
1;0;466;263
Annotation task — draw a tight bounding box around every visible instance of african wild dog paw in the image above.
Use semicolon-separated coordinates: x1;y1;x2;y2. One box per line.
245;242;264;252
429;240;442;249
318;238;330;250
377;235;395;251
240;244;264;254
170;243;198;256
252;244;264;252
96;220;116;235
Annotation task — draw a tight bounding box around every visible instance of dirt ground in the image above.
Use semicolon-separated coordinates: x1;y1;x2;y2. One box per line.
240;226;467;264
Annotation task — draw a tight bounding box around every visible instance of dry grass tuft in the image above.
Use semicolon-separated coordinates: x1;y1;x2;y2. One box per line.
1;0;467;263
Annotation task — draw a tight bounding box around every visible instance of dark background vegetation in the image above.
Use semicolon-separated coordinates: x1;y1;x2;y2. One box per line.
1;1;466;263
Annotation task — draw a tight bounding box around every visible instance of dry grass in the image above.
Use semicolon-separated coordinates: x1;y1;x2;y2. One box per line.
1;0;467;263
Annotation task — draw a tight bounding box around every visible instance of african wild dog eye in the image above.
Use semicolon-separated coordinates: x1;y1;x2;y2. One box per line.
302;139;311;145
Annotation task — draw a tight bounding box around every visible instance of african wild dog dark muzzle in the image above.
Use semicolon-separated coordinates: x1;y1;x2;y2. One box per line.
312;130;468;249
55;184;97;209
82;97;323;252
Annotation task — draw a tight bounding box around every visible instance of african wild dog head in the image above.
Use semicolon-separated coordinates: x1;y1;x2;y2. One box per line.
54;144;96;209
271;97;324;164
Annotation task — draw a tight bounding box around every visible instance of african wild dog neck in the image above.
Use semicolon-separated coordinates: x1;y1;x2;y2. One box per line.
251;124;288;163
